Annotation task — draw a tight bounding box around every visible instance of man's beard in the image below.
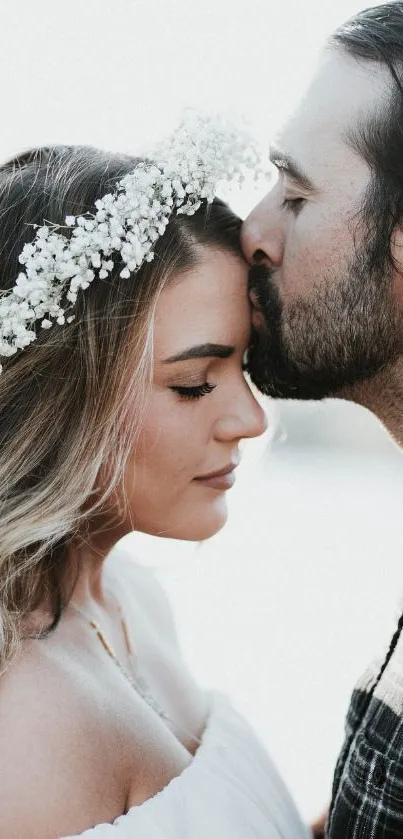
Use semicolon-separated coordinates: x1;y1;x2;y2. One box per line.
246;254;402;400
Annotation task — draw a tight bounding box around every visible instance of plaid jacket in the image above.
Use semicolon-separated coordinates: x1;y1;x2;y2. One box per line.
327;614;403;838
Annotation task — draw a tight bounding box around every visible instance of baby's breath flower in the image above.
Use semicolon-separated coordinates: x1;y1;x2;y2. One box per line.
0;113;262;368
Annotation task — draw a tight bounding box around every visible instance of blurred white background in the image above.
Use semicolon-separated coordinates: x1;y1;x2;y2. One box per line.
2;0;402;825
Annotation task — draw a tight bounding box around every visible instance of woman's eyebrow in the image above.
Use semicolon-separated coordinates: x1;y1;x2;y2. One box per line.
163;343;234;363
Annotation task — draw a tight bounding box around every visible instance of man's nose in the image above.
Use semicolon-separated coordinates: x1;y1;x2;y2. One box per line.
241;192;284;267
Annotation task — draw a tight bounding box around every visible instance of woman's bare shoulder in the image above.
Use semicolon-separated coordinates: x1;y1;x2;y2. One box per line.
0;642;129;839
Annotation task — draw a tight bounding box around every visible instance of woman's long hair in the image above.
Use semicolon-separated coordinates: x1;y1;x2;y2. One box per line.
0;144;242;670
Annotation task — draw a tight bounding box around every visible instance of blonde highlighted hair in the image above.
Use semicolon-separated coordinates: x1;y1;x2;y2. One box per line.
0;144;242;670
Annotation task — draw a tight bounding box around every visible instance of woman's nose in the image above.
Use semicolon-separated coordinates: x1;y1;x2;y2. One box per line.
241;191;284;268
216;385;268;443
245;393;268;440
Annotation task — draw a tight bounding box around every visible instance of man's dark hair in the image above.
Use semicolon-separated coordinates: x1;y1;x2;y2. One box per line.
329;3;403;277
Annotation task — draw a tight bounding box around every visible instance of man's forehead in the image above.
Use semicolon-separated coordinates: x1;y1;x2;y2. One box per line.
277;46;390;156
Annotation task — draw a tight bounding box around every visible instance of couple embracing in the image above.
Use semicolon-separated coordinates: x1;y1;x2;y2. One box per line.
0;4;402;838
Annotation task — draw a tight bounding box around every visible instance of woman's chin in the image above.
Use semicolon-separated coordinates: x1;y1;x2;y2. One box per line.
132;495;230;542
181;496;229;541
151;499;229;542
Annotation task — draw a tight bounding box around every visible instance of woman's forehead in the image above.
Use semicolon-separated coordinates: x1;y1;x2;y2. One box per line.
154;250;250;355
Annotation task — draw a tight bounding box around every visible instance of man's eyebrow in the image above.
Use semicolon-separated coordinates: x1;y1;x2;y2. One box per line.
269;146;316;193
163;343;234;363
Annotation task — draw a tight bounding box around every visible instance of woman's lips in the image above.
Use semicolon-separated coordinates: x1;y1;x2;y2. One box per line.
193;464;237;491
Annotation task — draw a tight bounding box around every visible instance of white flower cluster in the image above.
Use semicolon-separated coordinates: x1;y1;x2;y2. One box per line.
0;113;261;372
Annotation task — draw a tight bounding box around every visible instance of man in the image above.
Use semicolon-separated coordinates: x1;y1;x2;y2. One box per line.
242;3;403;837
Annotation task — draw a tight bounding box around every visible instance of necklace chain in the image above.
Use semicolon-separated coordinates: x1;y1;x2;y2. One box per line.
70;601;202;747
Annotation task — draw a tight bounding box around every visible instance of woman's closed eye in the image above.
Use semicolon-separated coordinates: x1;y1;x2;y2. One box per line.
170;382;216;400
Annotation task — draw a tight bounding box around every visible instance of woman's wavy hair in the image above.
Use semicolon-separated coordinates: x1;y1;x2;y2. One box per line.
329;2;403;277
0;144;242;670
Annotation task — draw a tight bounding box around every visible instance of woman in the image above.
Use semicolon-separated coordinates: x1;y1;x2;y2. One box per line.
0;119;309;838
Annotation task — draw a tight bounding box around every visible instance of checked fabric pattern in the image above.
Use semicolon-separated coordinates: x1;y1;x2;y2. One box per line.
327;614;403;838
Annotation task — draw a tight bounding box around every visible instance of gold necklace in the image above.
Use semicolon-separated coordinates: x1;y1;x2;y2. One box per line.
70;601;202;748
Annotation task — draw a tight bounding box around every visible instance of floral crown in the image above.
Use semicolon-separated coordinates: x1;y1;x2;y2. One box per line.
0;113;261;372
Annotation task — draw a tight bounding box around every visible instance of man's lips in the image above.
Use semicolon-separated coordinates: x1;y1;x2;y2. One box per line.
249;290;266;329
249;289;261;310
251;307;266;329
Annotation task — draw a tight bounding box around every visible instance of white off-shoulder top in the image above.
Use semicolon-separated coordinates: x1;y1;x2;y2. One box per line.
63;690;309;839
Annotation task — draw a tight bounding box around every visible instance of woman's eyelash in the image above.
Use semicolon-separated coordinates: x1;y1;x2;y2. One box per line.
171;382;216;400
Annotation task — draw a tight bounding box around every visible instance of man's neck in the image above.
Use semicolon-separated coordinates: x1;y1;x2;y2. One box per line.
337;356;403;448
